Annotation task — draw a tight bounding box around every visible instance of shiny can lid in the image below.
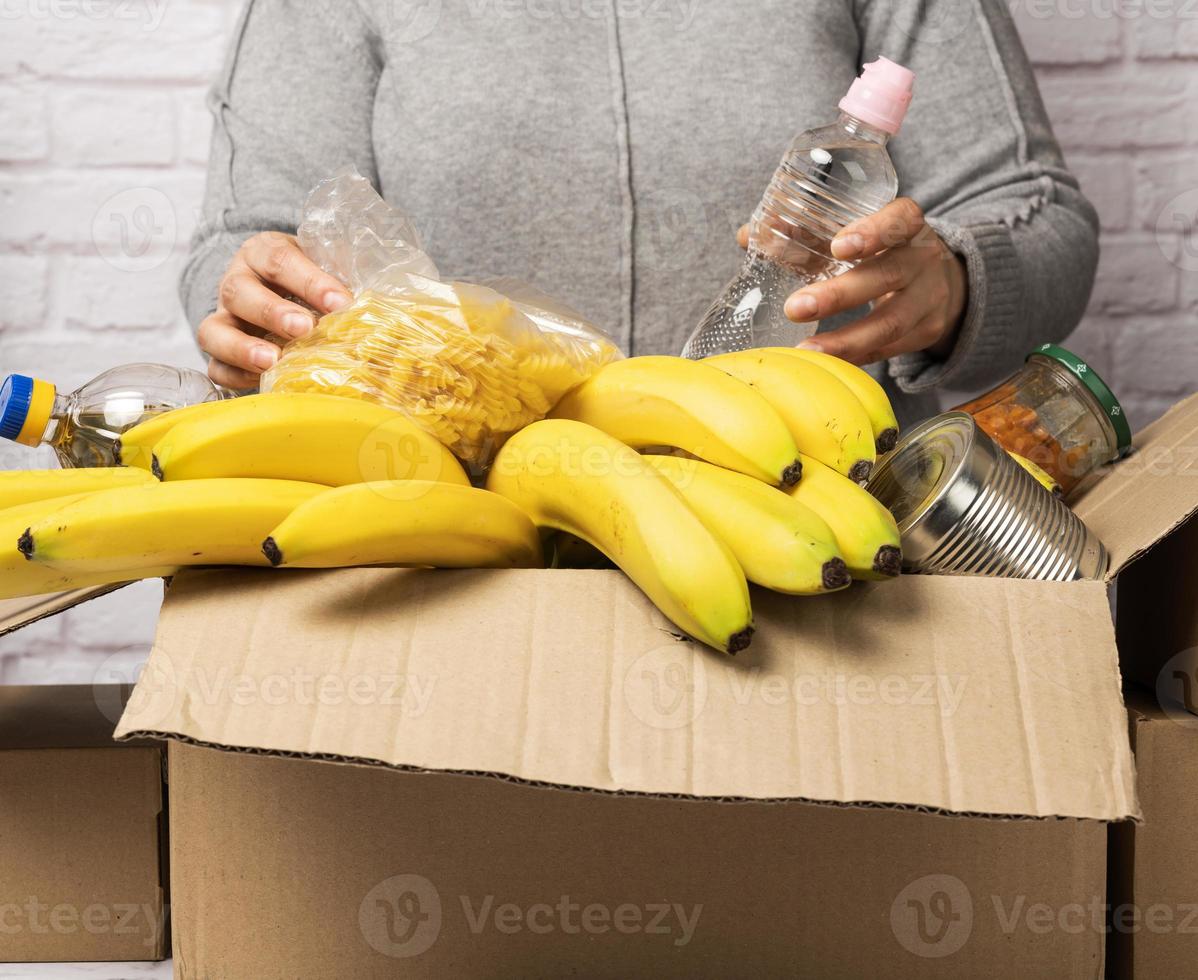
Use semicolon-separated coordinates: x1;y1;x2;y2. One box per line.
865;413;984;567
1028;344;1131;455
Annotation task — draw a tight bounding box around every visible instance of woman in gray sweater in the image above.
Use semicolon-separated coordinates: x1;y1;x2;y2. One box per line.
183;0;1098;425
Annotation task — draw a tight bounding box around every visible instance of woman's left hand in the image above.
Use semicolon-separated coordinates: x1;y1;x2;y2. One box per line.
739;198;969;366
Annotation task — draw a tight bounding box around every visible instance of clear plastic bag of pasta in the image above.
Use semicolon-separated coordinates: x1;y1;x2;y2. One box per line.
262;168;621;470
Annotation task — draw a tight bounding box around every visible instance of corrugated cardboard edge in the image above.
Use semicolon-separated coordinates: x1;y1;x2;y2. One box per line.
1072;392;1198;581
116;565;1145;824
118;730;1119;825
0;583;128;637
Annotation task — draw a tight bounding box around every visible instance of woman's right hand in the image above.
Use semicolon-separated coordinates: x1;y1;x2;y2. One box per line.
198;232;353;389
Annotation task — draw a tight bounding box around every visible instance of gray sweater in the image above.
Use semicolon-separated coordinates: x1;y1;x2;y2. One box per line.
182;0;1099;425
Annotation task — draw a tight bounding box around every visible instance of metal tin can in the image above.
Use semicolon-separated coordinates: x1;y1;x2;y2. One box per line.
867;412;1109;581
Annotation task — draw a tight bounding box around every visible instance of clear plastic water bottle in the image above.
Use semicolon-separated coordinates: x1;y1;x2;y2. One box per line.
0;364;229;468
682;57;915;360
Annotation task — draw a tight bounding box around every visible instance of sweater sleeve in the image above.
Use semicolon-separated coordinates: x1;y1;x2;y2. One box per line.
179;0;383;330
852;0;1100;394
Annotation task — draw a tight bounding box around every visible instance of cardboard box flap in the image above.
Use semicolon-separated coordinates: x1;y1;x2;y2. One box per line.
0;684;134;749
117;567;1137;821
0;585;129;638
1073;392;1198;579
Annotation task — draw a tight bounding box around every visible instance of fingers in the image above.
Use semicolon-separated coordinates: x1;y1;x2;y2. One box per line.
736;224;750;250
832;197;926;262
799;291;928;366
784;247;920;322
866;314;945;364
207;359;261;391
241;233;352;315
218;267;318;340
197;310;282;376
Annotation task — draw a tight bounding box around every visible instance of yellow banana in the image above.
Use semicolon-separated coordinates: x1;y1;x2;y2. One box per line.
151;393;470;487
1009;452;1063;497
772;347;900;453
488;419;754;654
114;398;240;469
0;495;176;599
19;478;325;572
787;453;902;580
645;455;849;595
263;481;543;570
550;355;802;487
0;467;156;510
706;349;877;482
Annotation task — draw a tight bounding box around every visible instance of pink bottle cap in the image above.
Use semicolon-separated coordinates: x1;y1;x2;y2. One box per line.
838;56;915;136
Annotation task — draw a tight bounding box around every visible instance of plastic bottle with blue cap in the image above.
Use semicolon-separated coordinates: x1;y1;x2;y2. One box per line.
0;363;229;468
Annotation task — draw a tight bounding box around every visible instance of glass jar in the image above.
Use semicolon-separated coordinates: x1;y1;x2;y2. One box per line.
953;344;1131;496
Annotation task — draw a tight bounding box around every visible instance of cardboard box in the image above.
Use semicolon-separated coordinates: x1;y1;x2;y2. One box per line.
0;685;168;963
1108;689;1198;979
1071;397;1198;704
100;392;1195;978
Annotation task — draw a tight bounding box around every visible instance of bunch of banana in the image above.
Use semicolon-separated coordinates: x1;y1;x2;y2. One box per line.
705;349;879;483
263;481;543;570
488;419;755;654
550;355;803;487
2;348;906;629
143;393;470;487
787;454;903;580
644;455;850;596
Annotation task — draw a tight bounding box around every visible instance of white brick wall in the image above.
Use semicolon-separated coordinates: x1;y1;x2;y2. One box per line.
1;1;1195;684
0;0;241;684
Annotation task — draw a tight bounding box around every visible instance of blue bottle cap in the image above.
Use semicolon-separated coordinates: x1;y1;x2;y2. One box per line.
0;374;33;442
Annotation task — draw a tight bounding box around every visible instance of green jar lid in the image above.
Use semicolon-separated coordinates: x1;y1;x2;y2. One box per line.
1028;343;1132;454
